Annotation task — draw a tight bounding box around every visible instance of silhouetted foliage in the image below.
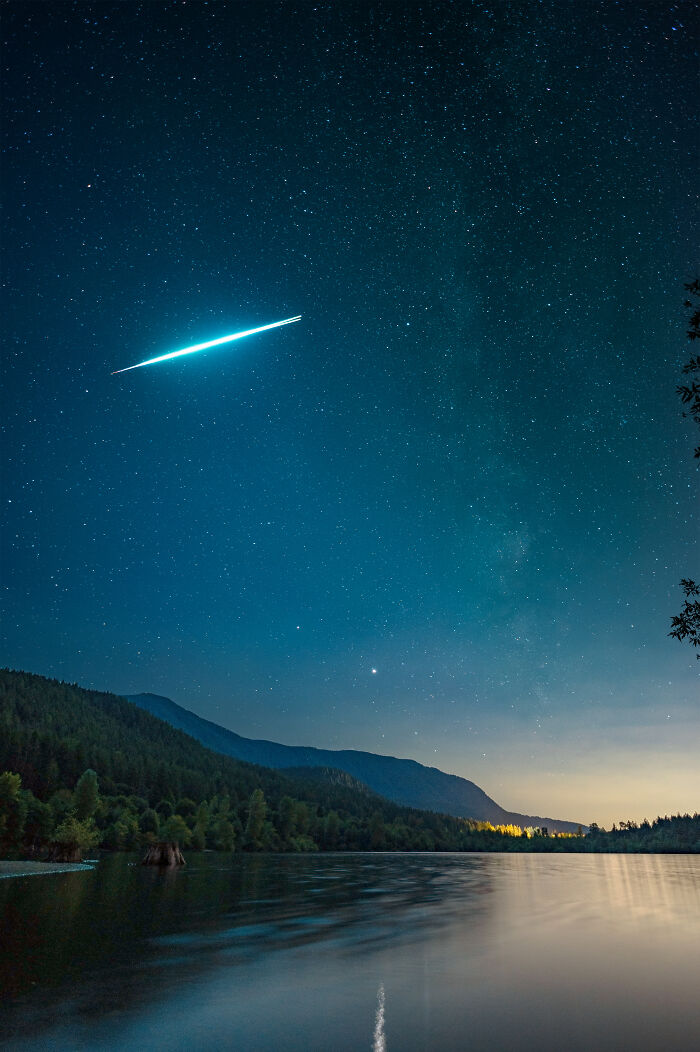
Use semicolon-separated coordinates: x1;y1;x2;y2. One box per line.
677;278;700;458
669;579;700;655
670;281;700;657
582;813;700;853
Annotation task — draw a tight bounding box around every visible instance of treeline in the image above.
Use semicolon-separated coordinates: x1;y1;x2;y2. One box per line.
1;670;698;857
0;764;577;861
0;669;552;857
585;815;700;853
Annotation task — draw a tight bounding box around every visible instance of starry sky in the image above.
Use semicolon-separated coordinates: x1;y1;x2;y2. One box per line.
2;1;698;826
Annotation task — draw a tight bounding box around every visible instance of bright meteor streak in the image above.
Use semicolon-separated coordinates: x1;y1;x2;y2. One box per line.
112;315;302;374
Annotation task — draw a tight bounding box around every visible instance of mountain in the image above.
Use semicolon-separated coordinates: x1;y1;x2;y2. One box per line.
125;692;584;833
7;668;553;856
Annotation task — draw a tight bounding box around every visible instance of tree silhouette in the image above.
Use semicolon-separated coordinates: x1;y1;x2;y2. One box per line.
669;579;700;656
677;278;700;458
670;280;700;658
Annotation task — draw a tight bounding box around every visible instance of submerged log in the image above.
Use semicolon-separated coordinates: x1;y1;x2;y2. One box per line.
141;841;186;866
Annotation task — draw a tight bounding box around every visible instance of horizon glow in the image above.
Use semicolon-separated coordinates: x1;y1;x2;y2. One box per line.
112;315;302;374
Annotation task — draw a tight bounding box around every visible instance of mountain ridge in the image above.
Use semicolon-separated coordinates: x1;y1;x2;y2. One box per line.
125;692;584;833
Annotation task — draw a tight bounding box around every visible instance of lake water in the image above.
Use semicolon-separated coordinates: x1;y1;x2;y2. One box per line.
1;852;699;1051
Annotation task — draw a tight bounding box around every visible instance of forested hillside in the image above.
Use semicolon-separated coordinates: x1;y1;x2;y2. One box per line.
1;670;697;858
0;669;556;856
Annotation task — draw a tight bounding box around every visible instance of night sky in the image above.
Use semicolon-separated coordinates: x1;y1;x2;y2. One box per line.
2;1;698;826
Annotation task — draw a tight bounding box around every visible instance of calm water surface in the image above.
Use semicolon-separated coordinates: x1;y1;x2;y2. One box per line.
1;852;698;1051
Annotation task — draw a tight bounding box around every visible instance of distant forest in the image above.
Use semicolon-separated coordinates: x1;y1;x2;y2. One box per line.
1;670;698;858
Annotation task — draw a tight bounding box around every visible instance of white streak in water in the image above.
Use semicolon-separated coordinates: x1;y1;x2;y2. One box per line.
112;315;301;374
373;983;386;1052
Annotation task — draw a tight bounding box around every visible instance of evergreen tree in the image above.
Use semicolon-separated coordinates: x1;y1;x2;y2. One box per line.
0;771;27;851
244;788;267;850
23;791;53;848
74;769;99;820
277;795;297;842
295;801;310;836
322;810;340;849
369;811;386;850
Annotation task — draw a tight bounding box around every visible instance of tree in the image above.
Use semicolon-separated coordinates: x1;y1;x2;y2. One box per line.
669;579;700;656
104;813;139;851
671;280;700;658
677;278;700;457
52;812;101;861
244;788;267;850
294;801;310;837
323;810;340;849
277;795;297;842
23;792;53;850
211;817;236;851
0;771;27;852
190;801;209;850
161;814;192;846
138;808;160;838
175;798;197;820
369;811;386;850
73;769;99;820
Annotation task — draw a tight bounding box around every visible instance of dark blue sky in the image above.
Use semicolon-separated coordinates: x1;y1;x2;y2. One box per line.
2;1;698;824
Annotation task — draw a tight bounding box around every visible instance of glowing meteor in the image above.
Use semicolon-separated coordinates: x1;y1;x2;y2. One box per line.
112;315;302;374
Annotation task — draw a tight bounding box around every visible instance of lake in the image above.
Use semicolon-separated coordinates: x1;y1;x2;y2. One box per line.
1;852;699;1050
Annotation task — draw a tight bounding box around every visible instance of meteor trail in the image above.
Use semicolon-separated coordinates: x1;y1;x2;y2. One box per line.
112;315;302;374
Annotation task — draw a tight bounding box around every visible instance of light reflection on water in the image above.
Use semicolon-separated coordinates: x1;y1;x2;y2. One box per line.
373;983;386;1052
1;852;699;1051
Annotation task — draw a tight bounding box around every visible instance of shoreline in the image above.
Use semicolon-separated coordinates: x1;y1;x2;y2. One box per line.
0;860;96;879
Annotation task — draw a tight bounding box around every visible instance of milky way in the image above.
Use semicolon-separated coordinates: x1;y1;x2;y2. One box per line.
2;1;697;824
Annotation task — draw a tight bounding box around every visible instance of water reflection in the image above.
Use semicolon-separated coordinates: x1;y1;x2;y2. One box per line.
373;983;386;1052
1;853;699;1051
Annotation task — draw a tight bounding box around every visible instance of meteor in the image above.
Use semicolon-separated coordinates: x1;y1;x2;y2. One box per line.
112;315;302;374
